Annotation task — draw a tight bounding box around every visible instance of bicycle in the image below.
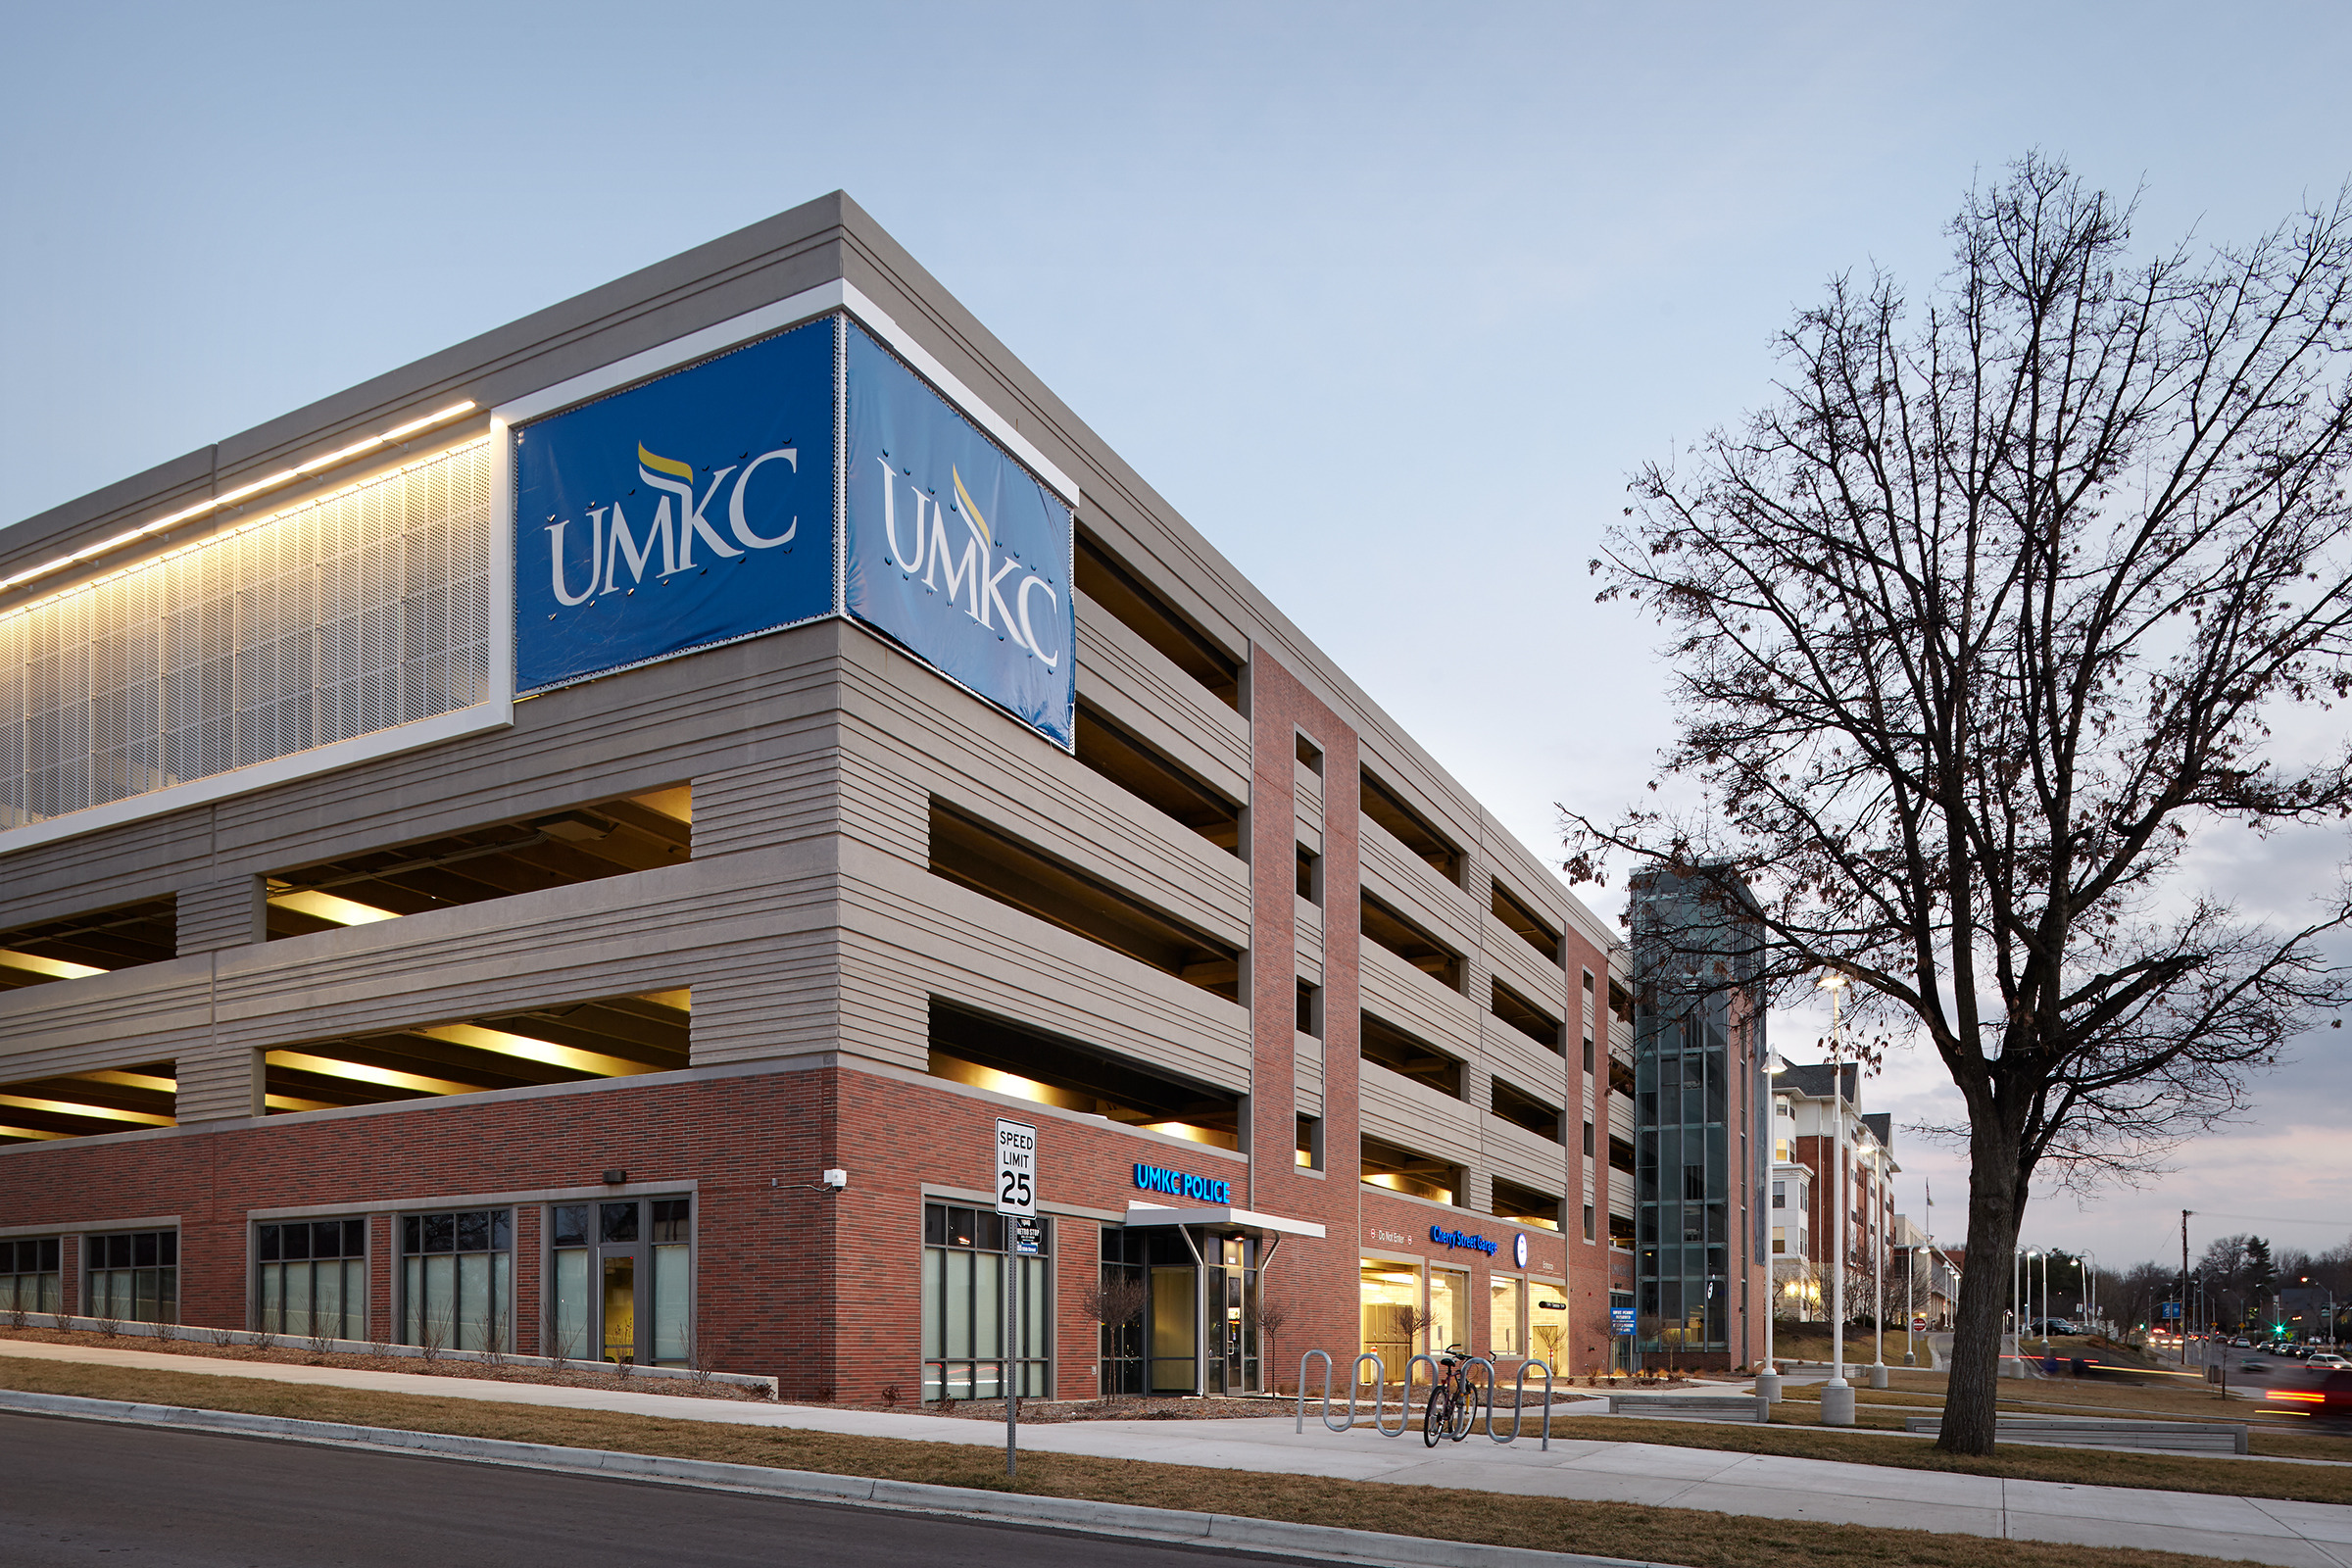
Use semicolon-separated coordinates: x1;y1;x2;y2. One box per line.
1422;1344;1479;1446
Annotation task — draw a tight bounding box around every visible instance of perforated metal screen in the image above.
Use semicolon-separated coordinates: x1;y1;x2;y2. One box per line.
0;440;494;832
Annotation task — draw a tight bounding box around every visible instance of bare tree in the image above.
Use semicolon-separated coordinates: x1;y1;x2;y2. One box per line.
1252;1296;1296;1387
1076;1274;1149;1400
1569;153;2352;1453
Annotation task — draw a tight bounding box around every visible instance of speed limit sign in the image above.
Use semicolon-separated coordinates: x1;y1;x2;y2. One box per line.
995;1118;1038;1218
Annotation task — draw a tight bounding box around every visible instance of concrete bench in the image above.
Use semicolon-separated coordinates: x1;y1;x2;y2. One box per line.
1902;1415;2249;1454
1608;1393;1771;1423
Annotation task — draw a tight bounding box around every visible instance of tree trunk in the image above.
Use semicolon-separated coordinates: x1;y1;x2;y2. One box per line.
1938;1136;2023;1454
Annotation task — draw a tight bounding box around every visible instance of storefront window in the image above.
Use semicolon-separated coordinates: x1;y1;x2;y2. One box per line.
258;1218;366;1341
1529;1282;1569;1371
400;1208;511;1353
1359;1260;1418;1382
922;1203;1049;1400
0;1238;62;1314
1490;1276;1523;1358
1429;1267;1469;1359
86;1230;176;1324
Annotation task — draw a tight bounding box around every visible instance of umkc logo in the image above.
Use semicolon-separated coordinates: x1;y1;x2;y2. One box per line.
544;442;800;607
874;458;1062;669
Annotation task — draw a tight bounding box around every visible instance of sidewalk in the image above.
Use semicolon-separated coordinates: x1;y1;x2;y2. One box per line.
7;1340;2350;1568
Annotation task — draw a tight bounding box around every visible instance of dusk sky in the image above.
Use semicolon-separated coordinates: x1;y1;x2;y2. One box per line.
6;1;2349;1289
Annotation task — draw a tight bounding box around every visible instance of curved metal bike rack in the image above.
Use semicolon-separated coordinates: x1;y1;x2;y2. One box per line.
1491;1359;1554;1449
1396;1352;1442;1438
1458;1353;1495;1439
1295;1349;1332;1434
1294;1349;1387;1435
1354;1352;1391;1434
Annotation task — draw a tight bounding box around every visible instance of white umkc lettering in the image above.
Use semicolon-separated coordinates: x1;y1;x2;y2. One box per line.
875;457;1060;669
543;444;797;606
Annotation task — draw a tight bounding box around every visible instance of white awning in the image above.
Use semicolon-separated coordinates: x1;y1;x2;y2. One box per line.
1122;1200;1326;1240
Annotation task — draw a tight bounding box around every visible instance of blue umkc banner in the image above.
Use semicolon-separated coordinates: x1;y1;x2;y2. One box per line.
841;323;1075;750
514;318;836;694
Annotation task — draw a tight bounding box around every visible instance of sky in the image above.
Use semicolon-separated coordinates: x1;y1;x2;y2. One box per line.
4;0;2350;1287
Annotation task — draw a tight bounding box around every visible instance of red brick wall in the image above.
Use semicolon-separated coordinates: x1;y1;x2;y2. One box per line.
1243;649;1364;1386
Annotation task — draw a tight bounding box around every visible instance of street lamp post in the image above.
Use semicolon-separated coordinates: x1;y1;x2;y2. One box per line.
2040;1250;2051;1353
1819;970;1855;1427
1869;1151;1887;1388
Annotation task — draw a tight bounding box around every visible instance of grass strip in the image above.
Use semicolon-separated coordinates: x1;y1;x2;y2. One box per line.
1766;1385;2351;1462
0;1359;2308;1568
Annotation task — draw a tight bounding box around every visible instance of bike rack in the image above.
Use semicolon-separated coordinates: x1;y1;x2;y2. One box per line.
1397;1352;1441;1437
1296;1349;1331;1434
1292;1349;1549;1450
1294;1350;1390;1435
1490;1359;1553;1449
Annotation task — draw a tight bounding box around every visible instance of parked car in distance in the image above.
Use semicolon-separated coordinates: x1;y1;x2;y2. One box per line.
2231;1337;2254;1347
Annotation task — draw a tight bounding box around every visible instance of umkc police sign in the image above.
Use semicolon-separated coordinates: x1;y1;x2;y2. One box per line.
514;313;1077;749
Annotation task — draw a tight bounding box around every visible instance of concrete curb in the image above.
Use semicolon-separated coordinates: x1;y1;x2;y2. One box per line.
0;1389;1688;1568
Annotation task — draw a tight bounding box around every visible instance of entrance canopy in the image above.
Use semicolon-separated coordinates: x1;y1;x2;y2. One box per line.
1122;1200;1325;1240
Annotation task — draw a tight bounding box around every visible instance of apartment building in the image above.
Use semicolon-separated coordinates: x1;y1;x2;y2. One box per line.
1770;1062;1898;1326
0;193;1626;1399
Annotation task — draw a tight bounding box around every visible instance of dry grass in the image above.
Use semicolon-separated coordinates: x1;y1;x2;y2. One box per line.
0;1326;764;1401
1766;1366;2352;1462
0;1358;2283;1568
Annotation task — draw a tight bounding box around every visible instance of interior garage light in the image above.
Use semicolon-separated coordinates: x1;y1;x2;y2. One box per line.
0;950;107;979
266;1050;477;1098
0;1125;69;1141
0;401;476;597
268;890;399;927
417;1023;654;1079
0;1092;172;1127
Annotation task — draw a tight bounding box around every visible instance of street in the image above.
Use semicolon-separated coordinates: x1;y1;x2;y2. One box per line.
0;1412;1296;1568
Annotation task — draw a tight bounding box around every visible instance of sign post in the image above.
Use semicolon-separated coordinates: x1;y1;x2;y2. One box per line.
995;1119;1038;1478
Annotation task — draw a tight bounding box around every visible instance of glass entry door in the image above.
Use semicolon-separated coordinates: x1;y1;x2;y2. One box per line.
552;1197;691;1366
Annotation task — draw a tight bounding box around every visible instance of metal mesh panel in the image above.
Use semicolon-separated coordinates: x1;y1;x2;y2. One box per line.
0;439;493;832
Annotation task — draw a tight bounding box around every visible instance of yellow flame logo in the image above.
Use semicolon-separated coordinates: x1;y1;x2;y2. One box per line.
638;443;695;481
952;466;992;546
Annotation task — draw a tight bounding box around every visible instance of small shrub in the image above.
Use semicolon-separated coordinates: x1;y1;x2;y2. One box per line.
93;1314;121;1339
881;1382;903;1406
206;1325;237;1348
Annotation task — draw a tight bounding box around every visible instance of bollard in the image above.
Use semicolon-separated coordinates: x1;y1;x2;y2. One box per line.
1869;1364;1889;1389
1820;1383;1857;1425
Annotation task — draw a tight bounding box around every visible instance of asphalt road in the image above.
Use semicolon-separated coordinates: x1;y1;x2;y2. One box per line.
0;1411;1298;1567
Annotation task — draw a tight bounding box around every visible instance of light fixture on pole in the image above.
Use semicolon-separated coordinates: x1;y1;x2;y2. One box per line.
1817;968;1855;1426
1868;1143;1886;1388
2040;1250;2051;1352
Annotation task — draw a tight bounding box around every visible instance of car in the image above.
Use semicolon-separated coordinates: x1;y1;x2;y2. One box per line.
2231;1337;2254;1348
2306;1353;2352;1370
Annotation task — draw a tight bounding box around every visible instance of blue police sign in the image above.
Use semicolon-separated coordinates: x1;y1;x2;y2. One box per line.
1611;1306;1637;1335
842;322;1075;750
514;318;836;695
